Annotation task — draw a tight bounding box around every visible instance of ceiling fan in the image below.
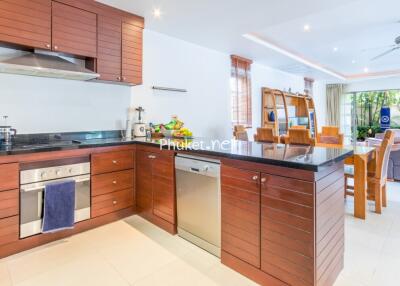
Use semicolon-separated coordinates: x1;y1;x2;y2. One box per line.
370;36;400;61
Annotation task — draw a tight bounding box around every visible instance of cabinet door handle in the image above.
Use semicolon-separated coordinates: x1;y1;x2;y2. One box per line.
117;76;121;81
112;160;118;164
148;155;156;159
261;178;267;183
45;43;51;48
54;45;58;50
113;200;117;205
252;176;258;181
112;180;117;185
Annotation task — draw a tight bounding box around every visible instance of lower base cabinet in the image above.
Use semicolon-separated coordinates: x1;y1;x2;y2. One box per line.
221;165;261;268
136;147;176;232
0;216;19;247
91;150;135;218
221;161;345;286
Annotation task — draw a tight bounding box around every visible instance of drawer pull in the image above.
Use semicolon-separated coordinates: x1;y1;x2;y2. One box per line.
112;181;117;185
252;176;258;181
261;178;267;183
113;200;117;205
112;160;118;164
148;155;156;159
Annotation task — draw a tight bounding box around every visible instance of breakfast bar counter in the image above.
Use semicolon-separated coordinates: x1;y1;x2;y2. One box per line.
0;132;353;286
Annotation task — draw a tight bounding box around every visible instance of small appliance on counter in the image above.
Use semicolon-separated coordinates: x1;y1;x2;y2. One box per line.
0;116;17;146
134;106;146;137
124;107;135;140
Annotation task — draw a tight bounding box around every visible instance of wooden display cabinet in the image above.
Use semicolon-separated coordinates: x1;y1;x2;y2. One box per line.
262;88;318;137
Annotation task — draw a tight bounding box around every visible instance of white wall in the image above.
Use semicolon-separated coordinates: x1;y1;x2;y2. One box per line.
345;76;400;93
131;30;231;140
132;30;327;139
314;80;327;129
0;73;131;134
251;64;326;136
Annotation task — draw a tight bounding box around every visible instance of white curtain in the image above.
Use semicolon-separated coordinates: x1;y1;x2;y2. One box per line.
326;84;344;127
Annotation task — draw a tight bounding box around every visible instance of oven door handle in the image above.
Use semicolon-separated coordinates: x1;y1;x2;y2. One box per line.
21;176;90;193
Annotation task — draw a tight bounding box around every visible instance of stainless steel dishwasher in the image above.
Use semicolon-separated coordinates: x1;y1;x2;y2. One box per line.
175;154;221;257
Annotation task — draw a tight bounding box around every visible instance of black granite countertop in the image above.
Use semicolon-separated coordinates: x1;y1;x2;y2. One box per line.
0;131;353;171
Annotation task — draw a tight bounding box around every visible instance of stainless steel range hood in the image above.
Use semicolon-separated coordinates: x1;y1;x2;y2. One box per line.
0;52;100;81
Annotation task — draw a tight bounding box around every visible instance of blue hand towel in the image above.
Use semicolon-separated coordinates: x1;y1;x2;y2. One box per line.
42;180;75;233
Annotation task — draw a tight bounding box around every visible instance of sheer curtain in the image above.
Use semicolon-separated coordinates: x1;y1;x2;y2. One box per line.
231;55;252;128
326;84;344;127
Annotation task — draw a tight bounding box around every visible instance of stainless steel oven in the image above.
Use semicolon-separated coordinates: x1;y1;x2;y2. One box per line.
20;158;91;238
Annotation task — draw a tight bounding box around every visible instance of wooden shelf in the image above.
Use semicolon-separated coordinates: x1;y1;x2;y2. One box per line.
261;87;318;137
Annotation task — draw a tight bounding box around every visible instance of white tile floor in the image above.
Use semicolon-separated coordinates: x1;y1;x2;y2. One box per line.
1;182;399;286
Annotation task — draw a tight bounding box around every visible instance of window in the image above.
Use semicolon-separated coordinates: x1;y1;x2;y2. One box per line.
340;93;354;145
231;55;252;127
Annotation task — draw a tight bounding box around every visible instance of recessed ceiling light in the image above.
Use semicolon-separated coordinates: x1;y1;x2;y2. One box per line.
333;47;338;52
152;8;162;18
303;24;311;32
364;67;369;73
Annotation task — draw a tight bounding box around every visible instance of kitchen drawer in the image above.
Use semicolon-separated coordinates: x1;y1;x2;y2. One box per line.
0;189;19;219
92;169;134;196
91;150;134;175
0;216;19;246
0;163;19;192
92;189;134;217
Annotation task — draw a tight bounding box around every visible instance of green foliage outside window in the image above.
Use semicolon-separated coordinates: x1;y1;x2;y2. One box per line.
355;90;400;141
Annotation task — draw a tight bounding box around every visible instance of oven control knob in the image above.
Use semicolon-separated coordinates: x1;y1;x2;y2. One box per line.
56;170;61;176
68;168;73;174
40;172;47;178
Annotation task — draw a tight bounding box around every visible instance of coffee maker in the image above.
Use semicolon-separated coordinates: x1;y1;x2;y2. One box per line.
0;116;17;146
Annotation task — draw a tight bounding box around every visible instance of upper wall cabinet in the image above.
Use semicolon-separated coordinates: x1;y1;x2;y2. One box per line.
0;0;144;85
121;22;143;85
52;1;97;58
97;14;122;82
0;0;52;50
97;17;143;85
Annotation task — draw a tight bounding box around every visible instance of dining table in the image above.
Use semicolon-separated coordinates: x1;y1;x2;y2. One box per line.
317;143;376;219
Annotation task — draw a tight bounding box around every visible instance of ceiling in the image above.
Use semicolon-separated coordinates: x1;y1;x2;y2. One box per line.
98;0;400;81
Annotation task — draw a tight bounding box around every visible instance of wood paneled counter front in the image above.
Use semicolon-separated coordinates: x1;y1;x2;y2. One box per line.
0;136;352;286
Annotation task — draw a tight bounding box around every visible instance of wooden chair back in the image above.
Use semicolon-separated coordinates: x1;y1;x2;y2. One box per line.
317;126;344;146
376;130;395;182
291;125;307;129
233;125;248;141
235;131;249;141
287;128;314;146
321;126;340;136
254;127;276;143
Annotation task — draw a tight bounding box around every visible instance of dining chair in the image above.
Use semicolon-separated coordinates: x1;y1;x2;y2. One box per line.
345;130;395;214
283;128;315;146
254;127;279;143
317;126;344;146
235;131;249;141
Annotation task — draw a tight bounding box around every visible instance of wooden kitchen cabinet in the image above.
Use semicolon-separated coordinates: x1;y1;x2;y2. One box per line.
261;174;314;286
97;13;122;82
91;149;135;218
221;165;261;268
136;151;153;215
97;16;143;85
136;147;176;232
121;21;143;85
91;150;135;175
52;1;97;58
0;0;52;50
0;163;19;192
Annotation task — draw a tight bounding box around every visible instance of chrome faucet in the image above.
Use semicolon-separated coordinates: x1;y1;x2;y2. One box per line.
0;116;17;146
